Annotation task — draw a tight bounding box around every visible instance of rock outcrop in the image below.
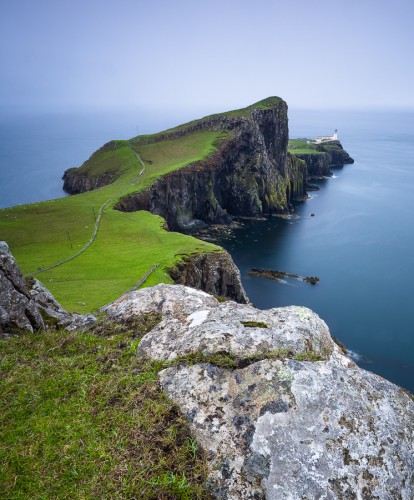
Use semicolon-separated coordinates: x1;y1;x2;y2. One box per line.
0;241;96;333
0;241;45;333
294;140;354;179
168;251;248;303
115;98;308;231
100;284;414;499
62;169;115;194
62;140;126;194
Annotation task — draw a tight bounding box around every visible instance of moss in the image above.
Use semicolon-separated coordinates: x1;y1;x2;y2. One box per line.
240;321;268;328
215;295;231;303
332;335;347;354
90;312;162;339
164;346;327;372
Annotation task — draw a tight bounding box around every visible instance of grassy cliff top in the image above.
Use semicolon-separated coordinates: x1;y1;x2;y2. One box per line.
0;130;228;312
135;96;285;143
0;317;210;498
288;138;325;155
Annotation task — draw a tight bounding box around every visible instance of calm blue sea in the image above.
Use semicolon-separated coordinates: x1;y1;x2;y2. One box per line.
1;107;413;393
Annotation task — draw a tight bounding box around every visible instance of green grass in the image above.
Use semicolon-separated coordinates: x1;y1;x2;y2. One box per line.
288;139;324;155
0;131;226;313
0;318;211;499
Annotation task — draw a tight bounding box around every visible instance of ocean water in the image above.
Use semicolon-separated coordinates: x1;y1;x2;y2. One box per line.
1;107;413;393
213;108;414;393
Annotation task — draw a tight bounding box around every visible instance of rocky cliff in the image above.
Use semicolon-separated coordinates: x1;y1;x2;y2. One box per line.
168;251;248;303
62;140;126;194
0;241;95;334
0;241;45;333
294;140;354;179
115;98;308;232
62;169;115;194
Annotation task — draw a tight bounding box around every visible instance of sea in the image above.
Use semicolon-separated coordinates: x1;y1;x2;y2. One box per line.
1;107;414;393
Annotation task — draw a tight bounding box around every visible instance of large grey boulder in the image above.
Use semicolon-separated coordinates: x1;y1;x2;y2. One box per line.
138;300;335;362
104;284;414;499
0;241;44;332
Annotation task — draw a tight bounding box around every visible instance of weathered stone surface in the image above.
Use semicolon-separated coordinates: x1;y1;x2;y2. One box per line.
160;357;414;499
168;251;248;303
29;278;72;323
0;242;95;333
117;283;414;499
0;241;44;332
138;301;335;362
101;283;218;321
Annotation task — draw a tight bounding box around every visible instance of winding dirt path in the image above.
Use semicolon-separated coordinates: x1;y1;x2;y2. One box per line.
28;142;147;276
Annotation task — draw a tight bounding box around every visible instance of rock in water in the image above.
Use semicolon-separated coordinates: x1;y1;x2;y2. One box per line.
0;241;44;332
100;284;414;499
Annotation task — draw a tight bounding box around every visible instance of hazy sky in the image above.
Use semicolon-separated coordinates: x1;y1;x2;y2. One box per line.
1;0;413;114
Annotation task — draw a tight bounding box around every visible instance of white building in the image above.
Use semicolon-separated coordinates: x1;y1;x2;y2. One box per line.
314;129;338;144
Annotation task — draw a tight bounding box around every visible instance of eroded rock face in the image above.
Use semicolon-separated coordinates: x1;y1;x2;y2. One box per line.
62;169;115;194
107;283;414;499
168;251;248;303
294;140;355;179
0;241;44;332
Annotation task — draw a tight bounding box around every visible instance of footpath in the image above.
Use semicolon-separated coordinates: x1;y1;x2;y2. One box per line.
28;144;157;287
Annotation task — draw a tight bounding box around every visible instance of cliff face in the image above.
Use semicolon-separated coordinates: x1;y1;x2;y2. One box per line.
115;99;308;232
62;140;126;194
168;251;248;303
295;140;354;179
62;169;115;194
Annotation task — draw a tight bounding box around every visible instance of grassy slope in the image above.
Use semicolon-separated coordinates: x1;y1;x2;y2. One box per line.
0;131;227;313
0;317;210;499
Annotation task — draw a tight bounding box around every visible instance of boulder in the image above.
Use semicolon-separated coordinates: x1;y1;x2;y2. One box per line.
108;284;414;499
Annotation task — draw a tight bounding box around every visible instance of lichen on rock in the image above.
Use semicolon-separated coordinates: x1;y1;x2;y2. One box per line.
100;283;414;499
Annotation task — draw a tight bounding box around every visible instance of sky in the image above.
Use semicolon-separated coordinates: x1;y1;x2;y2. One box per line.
1;0;414;115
